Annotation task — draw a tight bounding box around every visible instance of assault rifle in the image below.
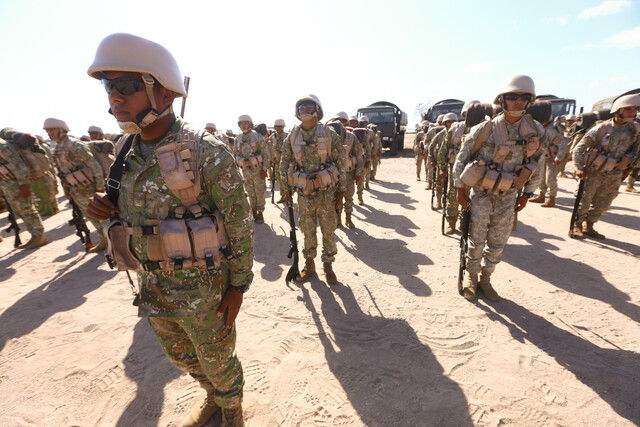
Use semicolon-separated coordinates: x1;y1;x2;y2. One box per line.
270;161;277;204
569;179;585;238
441;166;448;235
430;164;437;210
513;190;522;232
68;197;93;252
284;191;300;283
2;195;22;247
180;76;190;118
458;200;471;296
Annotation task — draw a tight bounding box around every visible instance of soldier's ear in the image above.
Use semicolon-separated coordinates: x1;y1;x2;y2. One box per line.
156;86;177;109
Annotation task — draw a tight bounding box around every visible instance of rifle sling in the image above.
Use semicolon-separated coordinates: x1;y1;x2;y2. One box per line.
106;135;135;205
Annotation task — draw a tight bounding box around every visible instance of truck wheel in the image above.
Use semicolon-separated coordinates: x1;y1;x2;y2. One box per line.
396;134;404;155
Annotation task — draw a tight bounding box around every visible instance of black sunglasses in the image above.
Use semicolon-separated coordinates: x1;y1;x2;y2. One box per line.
504;93;533;102
102;77;145;95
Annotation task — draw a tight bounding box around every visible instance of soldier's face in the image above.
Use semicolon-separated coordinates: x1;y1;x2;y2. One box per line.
103;71;174;123
349;120;359;127
275;125;284;133
45;128;60;140
89;131;100;140
444;120;454;129
620;106;639;119
238;121;251;132
205;127;215;134
504;92;530;112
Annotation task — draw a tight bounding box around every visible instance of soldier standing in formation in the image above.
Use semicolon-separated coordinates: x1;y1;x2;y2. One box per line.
234;114;269;224
359;116;376;189
431;112;456;209
270;119;289;203
424;114;444;191
414;121;429;181
333;111;364;229
368;122;382;181
454;75;544;302
349;115;370;205
279;95;345;284
0;131;48;249
86;33;252;426
571;94;640;239
44;118;108;252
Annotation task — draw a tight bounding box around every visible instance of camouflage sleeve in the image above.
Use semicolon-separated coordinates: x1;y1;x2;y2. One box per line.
279;132;293;194
330;128;346;192
0;142;30;185
72;141;105;190
200;136;254;289
522;123;547;193
573;123;601;170
259;135;270;172
437;128;451;169
453;121;489;188
353;136;365;176
554;131;569;162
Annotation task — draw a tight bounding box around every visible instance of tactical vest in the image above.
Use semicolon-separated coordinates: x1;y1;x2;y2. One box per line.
585;120;637;173
86;140;116;180
448;122;466;164
286;124;340;196
106;122;232;274
235;131;263;170
0;138;51;181
54;137;97;187
344;131;358;173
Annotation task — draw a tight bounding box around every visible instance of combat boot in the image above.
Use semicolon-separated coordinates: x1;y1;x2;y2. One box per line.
365;181;370;190
571;221;584;238
255;211;264;224
182;390;220;427
462;272;478;301
221;399;244;427
296;258;315;282
434;199;442;210
277;194;287;203
445;219;456;235
323;262;337;285
479;270;500;302
22;233;48;250
583;222;605;239
625;182;638;193
425;182;432;190
89;236;108;253
541;196;555;207
336;212;342;227
529;191;546;203
345;213;355;229
358;194;364;205
416;174;421;181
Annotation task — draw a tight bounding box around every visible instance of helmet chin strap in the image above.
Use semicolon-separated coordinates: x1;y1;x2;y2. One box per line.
116;73;173;134
503;98;530;118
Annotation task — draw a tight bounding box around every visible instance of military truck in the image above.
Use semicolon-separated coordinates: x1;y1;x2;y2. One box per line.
423;99;464;123
357;101;408;156
592;88;640;112
535;95;576;119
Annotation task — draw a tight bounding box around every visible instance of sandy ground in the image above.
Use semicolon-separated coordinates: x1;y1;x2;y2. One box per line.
1;136;639;427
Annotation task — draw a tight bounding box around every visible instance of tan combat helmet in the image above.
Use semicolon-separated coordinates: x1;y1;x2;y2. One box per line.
610;94;640;121
436;114;445;125
295;94;323;121
237;115;253;125
205;123;217;131
494;75;536;117
461;100;480;118
43;118;70;132
87;33;186;134
443;112;458;122
274;119;286;127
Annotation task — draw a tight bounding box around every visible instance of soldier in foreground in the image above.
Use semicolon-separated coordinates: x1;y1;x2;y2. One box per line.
86;33;252;426
0;131;48;249
454;75;544;302
280;95;345;284
234;115;269;224
571;93;640;239
44;118;108;252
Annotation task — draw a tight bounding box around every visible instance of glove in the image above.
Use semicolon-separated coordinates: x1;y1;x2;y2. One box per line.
19;184;30;199
334;191;344;209
260;170;267;180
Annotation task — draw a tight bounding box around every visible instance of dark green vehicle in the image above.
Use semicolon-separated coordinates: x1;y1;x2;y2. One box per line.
357;101;408;156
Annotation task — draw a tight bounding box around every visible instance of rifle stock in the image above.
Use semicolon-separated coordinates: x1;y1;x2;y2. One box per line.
569;179;585;238
458;200;471;296
68;198;93;252
441;166;449;234
180;76;190;118
2;195;22;247
285;191;300;283
271;161;277;204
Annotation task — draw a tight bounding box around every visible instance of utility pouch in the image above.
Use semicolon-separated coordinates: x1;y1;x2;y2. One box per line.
591;154;607;171
293;171;311;195
249;154;263;169
513;161;536;190
188;215;221;270
546;145;558;160
525;137;540;158
493;172;513;196
346;155;357;172
601;157;617;173
156;146;195;191
66;168;94;187
460;160;487;187
159;218;192;270
317;164;339;191
615;155;632;171
0;164;16;181
106;220;141;271
478;168;499;193
492;145;511;164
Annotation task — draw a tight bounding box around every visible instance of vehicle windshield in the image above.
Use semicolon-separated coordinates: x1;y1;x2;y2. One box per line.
550;101;576;118
358;110;395;123
429;105;462;122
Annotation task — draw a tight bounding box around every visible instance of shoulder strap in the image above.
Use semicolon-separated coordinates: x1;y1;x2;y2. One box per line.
106;134;135;204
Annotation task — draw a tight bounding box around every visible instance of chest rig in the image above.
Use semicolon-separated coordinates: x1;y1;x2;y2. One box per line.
447;122;466;164
54;137;97;188
344;130;358;173
105;122;233;275
235;131;263;170
286;124;340;196
585;120;637;173
460;114;540;196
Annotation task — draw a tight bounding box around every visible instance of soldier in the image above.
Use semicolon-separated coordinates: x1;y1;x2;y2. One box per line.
88;125;105;140
528;101;568;208
368;123;382;181
431;113;456;209
333;111;364;228
425;114;445;191
0;132;48;249
454;75;544;302
234;114;270;224
86;33;252;426
279;95;345;284
270;119;289;203
359;116;376;189
350;115;370;205
44;118;108;252
571;93;640;239
414;121;429;181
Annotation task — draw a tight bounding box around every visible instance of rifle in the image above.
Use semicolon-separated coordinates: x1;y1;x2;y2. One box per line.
180;76;190;118
2;194;22;247
270;161;277;204
569;179;585;238
430;164;437;210
513;190;522;231
458;200;471;295
441;166;449;234
284;191;300;283
68;197;93;252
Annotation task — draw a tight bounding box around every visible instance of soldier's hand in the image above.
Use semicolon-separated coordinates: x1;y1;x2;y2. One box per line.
19;184;30;199
364;161;370;169
217;287;243;328
439;170;447;179
621;169;631;181
514;195;528;213
553;159;562;166
88;192;115;220
576;169;586;179
456;187;469;208
355;175;361;183
334;191;344;209
260;170;268;180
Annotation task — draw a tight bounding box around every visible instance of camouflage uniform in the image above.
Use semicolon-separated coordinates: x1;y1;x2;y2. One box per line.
279;123;346;263
537;124;568;197
429;128;448;201
356;128;372;199
424;126;443;187
369;127;382;181
413;130;428;179
573;118;640;224
0;138;45;238
340;130;364;216
454;116;543;274
53;135;106;235
234;130;270;215
270;131;289;198
115;118;254;407
438;122;468;223
36;143;59;215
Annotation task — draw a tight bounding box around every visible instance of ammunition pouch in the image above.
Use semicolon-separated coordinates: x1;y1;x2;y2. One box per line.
460;160;487;187
600;157;617;173
0;163;16;181
290;163;339;196
478;168;500;194
493;172;513;196
546;144;558;160
64;167;94;187
513;161;537;190
346;155;357;173
615;155;633;171
160;219;193;270
236;154;263;170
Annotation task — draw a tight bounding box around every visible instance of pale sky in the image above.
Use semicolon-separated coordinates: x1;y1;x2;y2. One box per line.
1;0;638;137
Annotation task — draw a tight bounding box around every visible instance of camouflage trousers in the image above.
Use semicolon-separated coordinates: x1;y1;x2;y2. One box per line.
32;172;58;216
433;168;445;200
370;155;379;180
0;179;44;235
426;158;435;186
241;168;266;212
338;171;356;215
298;190;337;263
68;184;105;235
360;160;372;189
415;152;428;178
466;188;517;275
538;157;561;197
577;170;622;224
148;312;244;408
445;171;461;221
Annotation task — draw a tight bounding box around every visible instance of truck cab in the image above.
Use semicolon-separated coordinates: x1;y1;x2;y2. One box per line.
536;95;576;119
357;101;408;155
423;99;464;123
